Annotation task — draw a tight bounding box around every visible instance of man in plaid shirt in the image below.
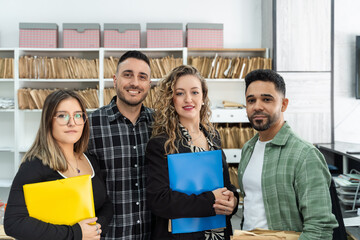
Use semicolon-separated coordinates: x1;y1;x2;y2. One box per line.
88;51;153;239
238;69;338;239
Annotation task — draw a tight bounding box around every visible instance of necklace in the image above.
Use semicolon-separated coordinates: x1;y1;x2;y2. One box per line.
67;156;80;174
190;131;203;145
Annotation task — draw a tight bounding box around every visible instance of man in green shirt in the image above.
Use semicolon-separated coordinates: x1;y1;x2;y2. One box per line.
238;69;338;239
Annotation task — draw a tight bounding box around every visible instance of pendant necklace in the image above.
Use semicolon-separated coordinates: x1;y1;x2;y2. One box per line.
67;156;80;174
190;131;203;145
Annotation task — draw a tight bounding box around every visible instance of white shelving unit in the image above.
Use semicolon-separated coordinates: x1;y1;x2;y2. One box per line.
0;47;268;201
0;49;15;201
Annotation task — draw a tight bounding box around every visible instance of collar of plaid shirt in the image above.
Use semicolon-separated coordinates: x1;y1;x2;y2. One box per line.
106;96;153;124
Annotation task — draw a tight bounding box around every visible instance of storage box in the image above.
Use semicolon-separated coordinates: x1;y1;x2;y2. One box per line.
19;23;58;48
104;23;140;48
147;23;183;48
63;23;100;48
186;23;223;49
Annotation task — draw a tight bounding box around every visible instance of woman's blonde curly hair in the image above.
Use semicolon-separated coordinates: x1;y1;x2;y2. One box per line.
152;65;216;155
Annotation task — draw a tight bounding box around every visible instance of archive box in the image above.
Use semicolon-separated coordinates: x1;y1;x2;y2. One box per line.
146;23;183;48
63;23;100;48
19;23;58;48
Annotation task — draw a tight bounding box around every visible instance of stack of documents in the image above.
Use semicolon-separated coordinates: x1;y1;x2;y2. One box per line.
339;173;360;183
333;177;360;206
18;88;99;110
343;216;360;227
0;98;14;109
188;56;272;79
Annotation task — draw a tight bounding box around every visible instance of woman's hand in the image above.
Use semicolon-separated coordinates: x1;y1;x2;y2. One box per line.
213;189;238;215
212;187;229;202
78;217;102;240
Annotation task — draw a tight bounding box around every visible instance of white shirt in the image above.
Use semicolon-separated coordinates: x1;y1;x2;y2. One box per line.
242;139;271;230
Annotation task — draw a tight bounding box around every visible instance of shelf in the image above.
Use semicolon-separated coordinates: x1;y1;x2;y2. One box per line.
103;47;185;52
14;47;189;52
0;109;14;113
0;48;15;51
18;48;100;60
187;47;269;58
105;78;162;84
0;179;13;188
211;108;248;123
0;79;14;82
105;78;162;82
18;108;98;113
19;79;99;82
104;78;245;83
223;149;242;163
0;147;14;152
188;48;267;52
19;109;42;112
19;48;100;52
206;78;245;82
0;49;15;59
103;48;185;59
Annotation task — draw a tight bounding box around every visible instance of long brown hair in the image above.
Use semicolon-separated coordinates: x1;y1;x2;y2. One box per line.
22;89;90;171
152;65;216;155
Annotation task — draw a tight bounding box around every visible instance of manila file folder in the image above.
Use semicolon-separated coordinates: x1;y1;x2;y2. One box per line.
167;150;226;234
23;174;95;225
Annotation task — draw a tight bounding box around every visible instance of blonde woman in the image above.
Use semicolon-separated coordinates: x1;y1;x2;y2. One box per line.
146;65;238;240
4;90;113;240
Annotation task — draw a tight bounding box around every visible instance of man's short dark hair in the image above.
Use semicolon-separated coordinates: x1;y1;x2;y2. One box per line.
245;69;286;96
117;50;150;68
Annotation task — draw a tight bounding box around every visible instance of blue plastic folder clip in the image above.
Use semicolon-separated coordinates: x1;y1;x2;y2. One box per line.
167;150;226;234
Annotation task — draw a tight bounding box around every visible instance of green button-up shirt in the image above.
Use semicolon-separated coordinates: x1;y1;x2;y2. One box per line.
238;122;338;240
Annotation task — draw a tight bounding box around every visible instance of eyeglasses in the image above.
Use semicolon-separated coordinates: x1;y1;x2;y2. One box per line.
54;112;87;126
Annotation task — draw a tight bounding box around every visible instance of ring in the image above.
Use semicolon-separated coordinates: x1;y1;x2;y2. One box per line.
97;229;100;235
96;225;98;231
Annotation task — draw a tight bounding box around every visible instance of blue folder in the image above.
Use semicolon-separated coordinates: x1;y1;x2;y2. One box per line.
167;150;226;234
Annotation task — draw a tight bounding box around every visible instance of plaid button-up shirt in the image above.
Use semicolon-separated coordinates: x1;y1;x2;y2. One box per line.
238;122;338;240
88;96;154;240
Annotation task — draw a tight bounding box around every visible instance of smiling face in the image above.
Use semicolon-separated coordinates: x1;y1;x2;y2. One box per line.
113;57;151;107
173;74;203;124
245;80;288;133
52;98;85;150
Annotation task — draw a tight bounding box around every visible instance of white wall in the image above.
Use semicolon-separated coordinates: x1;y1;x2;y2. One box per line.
276;0;331;72
274;0;331;144
0;0;262;48
334;0;360;144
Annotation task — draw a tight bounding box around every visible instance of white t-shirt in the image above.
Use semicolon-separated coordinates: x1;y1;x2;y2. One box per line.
242;139;271;230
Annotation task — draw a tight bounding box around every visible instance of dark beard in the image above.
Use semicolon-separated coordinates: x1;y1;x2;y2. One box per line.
251;119;271;131
249;112;272;131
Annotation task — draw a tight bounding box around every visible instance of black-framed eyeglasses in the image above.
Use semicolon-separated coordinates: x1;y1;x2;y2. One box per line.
54;111;87;126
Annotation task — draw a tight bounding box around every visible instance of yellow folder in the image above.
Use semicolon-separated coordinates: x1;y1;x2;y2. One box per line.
23;174;95;226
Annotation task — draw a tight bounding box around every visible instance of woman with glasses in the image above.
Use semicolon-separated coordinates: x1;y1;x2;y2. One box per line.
4;89;113;240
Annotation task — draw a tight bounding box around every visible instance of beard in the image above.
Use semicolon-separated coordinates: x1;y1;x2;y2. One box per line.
249;111;279;131
116;87;148;107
